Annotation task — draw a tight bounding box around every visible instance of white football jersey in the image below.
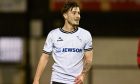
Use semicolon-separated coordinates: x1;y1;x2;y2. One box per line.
43;27;93;84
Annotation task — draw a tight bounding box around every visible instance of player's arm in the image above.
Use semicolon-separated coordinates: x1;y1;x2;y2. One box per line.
33;53;49;84
137;39;140;68
82;50;93;76
75;50;93;84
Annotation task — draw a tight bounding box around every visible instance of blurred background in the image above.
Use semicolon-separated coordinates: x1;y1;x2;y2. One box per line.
0;0;140;84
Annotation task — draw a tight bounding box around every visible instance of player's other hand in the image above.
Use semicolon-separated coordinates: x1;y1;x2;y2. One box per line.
33;80;39;84
74;74;85;84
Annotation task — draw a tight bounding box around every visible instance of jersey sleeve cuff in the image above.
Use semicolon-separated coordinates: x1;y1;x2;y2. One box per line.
84;48;93;52
42;50;52;55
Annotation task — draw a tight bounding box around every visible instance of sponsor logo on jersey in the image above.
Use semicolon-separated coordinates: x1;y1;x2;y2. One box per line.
56;48;83;53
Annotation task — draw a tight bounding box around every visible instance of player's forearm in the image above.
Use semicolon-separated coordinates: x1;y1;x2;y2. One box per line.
82;59;92;76
34;53;49;81
82;51;93;76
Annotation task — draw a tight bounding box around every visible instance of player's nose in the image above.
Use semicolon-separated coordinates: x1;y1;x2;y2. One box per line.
76;14;80;20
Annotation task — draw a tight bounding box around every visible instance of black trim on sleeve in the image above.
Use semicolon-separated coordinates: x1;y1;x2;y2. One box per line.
84;48;93;52
42;50;52;55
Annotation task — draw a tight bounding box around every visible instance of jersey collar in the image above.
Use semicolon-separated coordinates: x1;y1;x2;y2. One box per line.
59;27;78;34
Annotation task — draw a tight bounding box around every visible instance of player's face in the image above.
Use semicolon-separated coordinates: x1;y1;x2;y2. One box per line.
64;7;81;26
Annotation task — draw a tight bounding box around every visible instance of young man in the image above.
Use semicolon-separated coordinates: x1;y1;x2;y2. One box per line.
33;1;93;84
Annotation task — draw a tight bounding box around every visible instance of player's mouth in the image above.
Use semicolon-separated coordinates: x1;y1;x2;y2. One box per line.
74;19;80;22
75;19;80;21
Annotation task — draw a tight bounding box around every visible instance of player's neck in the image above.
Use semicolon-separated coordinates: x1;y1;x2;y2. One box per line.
63;23;77;32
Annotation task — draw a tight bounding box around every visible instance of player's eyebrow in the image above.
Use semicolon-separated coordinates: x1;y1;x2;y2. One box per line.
71;10;80;13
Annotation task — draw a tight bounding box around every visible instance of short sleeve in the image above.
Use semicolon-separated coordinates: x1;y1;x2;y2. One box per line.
84;32;93;51
43;31;53;55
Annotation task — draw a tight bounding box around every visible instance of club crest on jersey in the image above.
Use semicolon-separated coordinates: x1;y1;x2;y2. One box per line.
57;37;63;41
76;36;82;42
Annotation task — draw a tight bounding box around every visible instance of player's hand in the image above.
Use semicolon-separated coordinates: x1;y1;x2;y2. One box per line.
74;74;85;84
33;80;39;84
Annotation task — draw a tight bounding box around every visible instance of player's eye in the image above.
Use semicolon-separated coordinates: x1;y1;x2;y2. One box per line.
78;12;80;15
72;11;80;15
72;11;76;15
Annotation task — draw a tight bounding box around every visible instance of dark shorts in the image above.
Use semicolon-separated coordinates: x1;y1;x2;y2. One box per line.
52;81;66;84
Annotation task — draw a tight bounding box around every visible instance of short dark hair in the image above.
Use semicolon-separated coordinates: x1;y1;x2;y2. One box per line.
61;0;80;14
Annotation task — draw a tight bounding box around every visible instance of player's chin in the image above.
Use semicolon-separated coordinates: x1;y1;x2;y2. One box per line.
74;24;79;27
74;23;79;26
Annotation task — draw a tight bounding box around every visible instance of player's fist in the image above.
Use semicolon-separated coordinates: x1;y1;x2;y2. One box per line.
74;74;85;84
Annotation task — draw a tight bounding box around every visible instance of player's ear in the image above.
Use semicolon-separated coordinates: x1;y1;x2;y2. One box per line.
63;13;67;19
